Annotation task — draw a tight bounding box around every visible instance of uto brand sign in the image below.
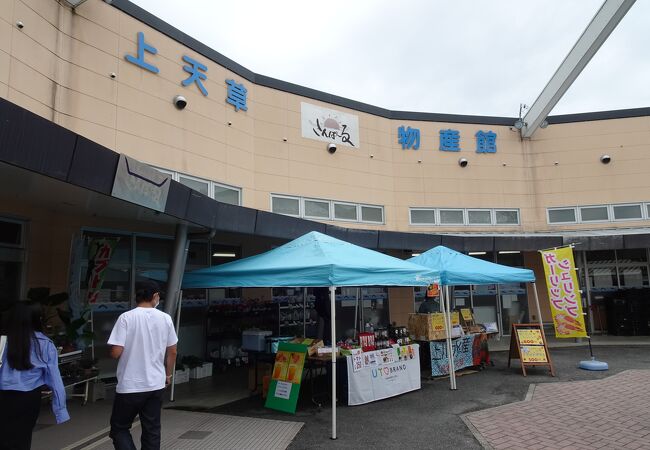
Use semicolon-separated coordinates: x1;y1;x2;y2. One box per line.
301;102;359;148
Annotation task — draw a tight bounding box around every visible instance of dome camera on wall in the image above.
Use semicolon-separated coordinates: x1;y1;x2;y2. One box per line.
458;158;468;167
173;95;187;110
600;154;611;164
327;143;337;154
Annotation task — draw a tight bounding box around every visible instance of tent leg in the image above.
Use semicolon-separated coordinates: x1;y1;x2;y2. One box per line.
447;286;457;390
441;286;456;390
330;286;337;440
531;282;543;327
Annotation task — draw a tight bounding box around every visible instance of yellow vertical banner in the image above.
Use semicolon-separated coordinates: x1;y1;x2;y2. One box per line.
540;247;587;338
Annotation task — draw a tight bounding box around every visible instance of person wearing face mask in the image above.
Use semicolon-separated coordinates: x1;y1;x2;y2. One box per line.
107;281;178;450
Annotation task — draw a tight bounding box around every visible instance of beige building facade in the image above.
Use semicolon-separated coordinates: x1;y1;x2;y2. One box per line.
1;0;650;350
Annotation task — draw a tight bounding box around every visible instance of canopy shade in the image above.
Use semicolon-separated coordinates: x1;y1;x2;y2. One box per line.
408;246;535;286
170;231;438;288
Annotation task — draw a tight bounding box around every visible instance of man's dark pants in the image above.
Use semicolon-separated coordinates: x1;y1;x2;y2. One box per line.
110;388;164;450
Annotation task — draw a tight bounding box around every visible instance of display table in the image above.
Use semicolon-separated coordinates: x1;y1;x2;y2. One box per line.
345;344;421;406
426;333;489;377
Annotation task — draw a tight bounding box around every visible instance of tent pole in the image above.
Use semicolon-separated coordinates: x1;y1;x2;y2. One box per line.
441;286;455;390
446;286;457;390
330;286;337;440
531;282;543;327
354;287;360;339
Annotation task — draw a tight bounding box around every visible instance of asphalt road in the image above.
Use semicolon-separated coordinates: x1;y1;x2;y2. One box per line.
198;345;650;449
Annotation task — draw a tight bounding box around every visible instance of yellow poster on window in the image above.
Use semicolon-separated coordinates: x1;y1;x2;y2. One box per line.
540;247;587;338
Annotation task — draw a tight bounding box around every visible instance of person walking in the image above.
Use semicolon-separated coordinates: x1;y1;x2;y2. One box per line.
0;302;70;450
108;281;178;450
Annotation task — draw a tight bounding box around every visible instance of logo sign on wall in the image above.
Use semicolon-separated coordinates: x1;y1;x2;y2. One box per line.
301;102;359;148
111;155;171;212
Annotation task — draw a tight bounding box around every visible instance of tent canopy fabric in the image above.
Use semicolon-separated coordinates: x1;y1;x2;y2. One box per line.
408;245;535;286
173;231;438;289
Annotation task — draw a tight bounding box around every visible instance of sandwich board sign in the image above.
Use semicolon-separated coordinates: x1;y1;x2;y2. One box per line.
508;323;555;377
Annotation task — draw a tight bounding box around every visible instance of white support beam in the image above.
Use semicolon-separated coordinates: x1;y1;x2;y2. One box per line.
521;0;636;138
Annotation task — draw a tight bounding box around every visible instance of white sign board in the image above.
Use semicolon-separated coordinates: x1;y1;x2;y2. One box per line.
111;155;171;212
301;102;359;148
274;380;292;400
347;344;421;406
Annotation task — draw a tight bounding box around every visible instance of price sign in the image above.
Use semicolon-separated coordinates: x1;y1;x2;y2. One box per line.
516;329;544;346
521;345;548;363
508;323;555;377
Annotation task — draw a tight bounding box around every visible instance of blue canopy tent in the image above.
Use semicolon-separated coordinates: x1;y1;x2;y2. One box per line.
151;231;438;439
409;246;538;390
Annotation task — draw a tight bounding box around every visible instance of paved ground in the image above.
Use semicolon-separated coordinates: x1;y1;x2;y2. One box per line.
465;370;650;450
200;346;650;449
31;344;650;449
88;410;303;450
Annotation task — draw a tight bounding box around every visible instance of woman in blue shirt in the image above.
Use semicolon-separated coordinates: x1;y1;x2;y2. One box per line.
0;302;70;450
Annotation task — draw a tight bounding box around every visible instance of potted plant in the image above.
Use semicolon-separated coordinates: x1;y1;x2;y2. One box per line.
174;356;190;384
182;355;213;379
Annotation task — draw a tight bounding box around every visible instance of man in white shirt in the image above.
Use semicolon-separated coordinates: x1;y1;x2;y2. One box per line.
108;281;178;450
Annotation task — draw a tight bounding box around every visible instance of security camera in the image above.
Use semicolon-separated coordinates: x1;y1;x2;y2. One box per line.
16;21;24;29
327;143;337;154
173;95;187;110
600;154;611;164
458;158;468;167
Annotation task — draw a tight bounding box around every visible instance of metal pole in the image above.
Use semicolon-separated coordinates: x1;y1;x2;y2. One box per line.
441;286;455;390
330;286;337;440
164;223;189;316
531;282;543;327
170;290;183;402
469;285;474;309
446;286;457;390
353;287;360;339
303;288;307;337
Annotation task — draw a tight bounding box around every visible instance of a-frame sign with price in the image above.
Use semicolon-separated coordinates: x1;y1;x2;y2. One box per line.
508;323;555;377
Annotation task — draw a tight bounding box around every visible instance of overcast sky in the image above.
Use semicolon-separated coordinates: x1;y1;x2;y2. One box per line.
130;0;649;117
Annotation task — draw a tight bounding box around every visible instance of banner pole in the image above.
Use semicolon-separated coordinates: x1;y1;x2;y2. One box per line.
531;282;543;327
330;286;337;440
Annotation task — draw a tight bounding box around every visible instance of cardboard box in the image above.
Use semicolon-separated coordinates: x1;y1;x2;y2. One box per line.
289;337;324;356
248;362;272;392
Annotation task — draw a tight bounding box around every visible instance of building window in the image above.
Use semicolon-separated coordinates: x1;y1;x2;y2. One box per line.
410;209;436;225
647;203;650;218
467;209;492;225
439;209;464;225
579;206;609;222
212;183;240;206
360;205;383;223
548;208;576;224
271;196;300;216
153;166;242;206
613;204;642;221
178;175;210;196
304;199;330;219
495;209;519;225
334;203;358;221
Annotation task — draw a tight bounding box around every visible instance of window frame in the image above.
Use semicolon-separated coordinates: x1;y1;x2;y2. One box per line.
212;181;242;206
547;207;577;225
438;208;465;226
466;209;493;226
494;209;520;225
359;204;384;224
578;205;610;223
333;201;359;222
270;194;302;217
303;197;332;220
409;208;437;226
612;203;643;222
177;173;211;196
